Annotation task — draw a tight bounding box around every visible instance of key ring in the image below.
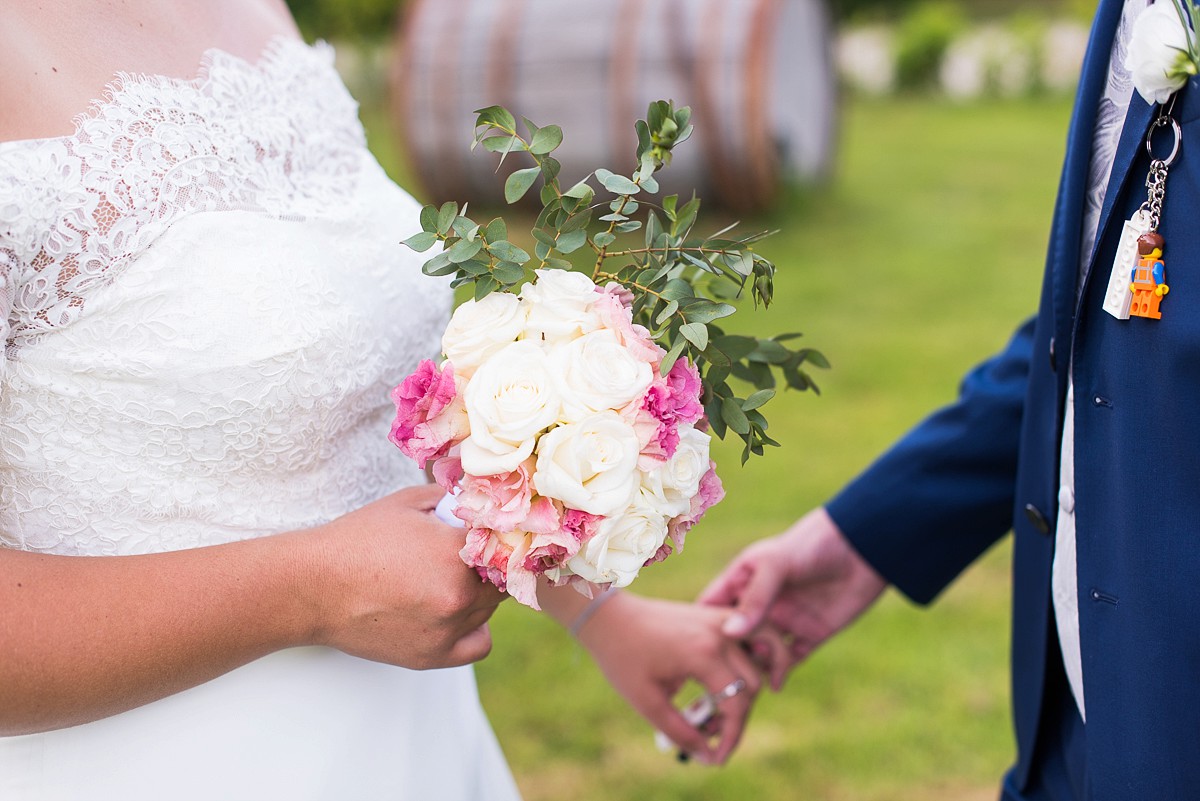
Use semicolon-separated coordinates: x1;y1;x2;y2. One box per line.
1147;114;1182;168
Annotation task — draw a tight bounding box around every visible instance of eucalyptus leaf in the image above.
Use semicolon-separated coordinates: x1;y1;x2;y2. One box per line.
532;228;558;247
748;339;792;364
556;228;588;254
659;337;687;376
563;180;595;202
446;238;484;264
421;252;456;277
529;124;564;155
721;398;751;435
601;173;641;195
474;105;516;131
683;302;736;324
419;204;438;233
493;261;526;284
539;156;561;183
615;221;642;233
711;335;757;361
702;343;731;367
675;197;700;235
484;218;508;243
592;231;616;248
401;231;437;252
802;349;831;369
474;275;500;300
680;322;708;350
559;210;594;234
660;279;695;302
451;217;479;240
481;135;522;154
504;167;541;203
655;300;679;325
488;240;530;264
742;389;776;411
436;202;458;236
706;398;728;439
459;259;490;277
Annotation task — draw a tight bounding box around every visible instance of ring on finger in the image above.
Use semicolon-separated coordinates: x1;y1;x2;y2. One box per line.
710;678;747;703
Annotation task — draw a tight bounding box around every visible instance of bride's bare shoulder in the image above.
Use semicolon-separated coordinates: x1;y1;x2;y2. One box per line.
0;0;300;143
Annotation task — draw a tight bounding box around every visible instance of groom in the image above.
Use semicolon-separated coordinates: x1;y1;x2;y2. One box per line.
701;1;1200;799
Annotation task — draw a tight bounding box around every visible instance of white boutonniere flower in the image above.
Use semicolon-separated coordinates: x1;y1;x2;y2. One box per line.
1127;1;1200;105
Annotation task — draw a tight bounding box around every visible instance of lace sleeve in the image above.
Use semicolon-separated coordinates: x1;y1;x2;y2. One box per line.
0;216;17;378
0;245;12;348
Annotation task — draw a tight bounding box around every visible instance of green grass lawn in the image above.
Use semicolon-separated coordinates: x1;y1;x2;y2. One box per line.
366;92;1075;800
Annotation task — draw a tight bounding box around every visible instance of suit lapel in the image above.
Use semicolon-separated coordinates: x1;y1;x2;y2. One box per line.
1079;95;1157;315
1051;0;1129;347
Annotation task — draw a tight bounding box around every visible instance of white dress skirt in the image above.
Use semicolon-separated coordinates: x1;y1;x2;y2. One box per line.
0;37;522;801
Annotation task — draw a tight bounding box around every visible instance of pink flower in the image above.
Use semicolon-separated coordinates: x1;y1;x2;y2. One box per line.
664;460;724;554
460;527;515;595
432;456;464;494
454;460;536;531
389;360;468;468
560;507;602;543
457;503;563;610
522;498;581;573
638;359;705;463
593;284;663;365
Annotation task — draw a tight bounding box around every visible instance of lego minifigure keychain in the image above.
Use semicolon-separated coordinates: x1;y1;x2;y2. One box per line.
1102;107;1181;321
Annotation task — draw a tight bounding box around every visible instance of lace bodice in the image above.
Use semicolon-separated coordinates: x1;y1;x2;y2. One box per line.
0;38;448;554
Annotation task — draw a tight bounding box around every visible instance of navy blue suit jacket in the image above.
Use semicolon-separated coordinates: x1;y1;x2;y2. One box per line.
827;2;1200;797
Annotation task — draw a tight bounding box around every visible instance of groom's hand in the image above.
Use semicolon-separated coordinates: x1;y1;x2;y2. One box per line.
698;508;887;690
574;592;762;765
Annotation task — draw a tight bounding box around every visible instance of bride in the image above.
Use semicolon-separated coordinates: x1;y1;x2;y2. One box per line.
0;1;760;798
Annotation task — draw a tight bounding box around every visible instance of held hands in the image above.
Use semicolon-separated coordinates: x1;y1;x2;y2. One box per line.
573;592;762;765
305;483;506;670
699;508;887;690
568;509;885;765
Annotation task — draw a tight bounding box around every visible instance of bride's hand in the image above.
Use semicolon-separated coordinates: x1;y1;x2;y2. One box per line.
305;483;506;670
570;592;761;765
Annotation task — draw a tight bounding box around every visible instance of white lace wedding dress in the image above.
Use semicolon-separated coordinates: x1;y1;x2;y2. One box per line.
0;37;522;801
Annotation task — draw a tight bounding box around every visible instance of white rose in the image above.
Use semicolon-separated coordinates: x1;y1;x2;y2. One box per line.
655;425;711;516
1126;2;1197;105
460;341;561;475
532;411;640;516
567;493;669;587
638;425;710;519
520;268;602;343
550;329;654;423
442;293;527;379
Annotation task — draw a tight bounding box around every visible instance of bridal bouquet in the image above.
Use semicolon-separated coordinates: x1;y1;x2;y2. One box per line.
391;102;825;608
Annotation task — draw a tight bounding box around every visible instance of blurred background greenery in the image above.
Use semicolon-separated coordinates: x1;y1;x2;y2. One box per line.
291;0;1084;797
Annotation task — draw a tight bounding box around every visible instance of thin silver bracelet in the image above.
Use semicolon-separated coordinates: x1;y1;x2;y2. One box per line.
568;586;618;638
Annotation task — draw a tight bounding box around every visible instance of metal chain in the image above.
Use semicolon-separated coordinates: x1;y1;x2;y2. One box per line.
1145;159;1170;232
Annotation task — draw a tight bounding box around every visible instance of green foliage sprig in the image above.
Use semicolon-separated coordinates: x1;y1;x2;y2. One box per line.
402;101;827;463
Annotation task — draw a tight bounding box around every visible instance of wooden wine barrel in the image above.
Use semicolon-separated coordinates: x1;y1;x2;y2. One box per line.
391;0;837;211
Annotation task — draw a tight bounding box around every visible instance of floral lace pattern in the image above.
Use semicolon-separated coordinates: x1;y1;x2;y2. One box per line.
0;38;448;554
0;38;364;355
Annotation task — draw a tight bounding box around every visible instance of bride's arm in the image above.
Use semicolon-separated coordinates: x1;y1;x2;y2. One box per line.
0;484;504;736
538;582;760;764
